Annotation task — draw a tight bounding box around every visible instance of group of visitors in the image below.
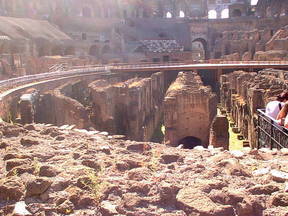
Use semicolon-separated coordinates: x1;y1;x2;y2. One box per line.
265;91;288;127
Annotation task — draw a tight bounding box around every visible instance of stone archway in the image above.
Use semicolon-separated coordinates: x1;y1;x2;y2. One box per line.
82;6;92;18
102;45;111;54
64;46;75;56
232;9;242;17
89;45;98;57
166;11;172;18
191;38;208;60
208;10;217;19
178;136;202;149
51;46;63;56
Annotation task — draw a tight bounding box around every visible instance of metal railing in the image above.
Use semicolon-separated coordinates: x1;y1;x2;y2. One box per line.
0;65;110;93
1;60;288;94
257;109;288;149
107;60;288;70
48;63;69;72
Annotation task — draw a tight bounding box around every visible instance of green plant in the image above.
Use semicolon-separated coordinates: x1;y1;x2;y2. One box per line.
81;168;106;203
6;111;14;124
33;157;41;176
147;149;161;172
11;168;19;177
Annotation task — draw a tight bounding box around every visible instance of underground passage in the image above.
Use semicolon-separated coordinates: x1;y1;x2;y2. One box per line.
178;136;202;149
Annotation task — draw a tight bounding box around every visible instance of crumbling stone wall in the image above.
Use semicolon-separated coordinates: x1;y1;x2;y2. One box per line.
209;115;229;150
36;81;92;129
164;71;217;147
220;69;288;147
214;24;288;61
89;72;165;141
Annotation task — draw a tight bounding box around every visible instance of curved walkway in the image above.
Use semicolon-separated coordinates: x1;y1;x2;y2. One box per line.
1;61;288;93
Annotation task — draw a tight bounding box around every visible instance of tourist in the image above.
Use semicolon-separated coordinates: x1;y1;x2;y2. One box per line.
266;92;288;120
277;101;288;127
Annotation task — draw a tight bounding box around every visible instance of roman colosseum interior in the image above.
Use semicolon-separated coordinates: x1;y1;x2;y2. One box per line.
1;0;288;215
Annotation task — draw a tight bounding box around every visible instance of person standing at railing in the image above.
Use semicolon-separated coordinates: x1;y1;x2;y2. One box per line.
272;92;288;127
266;91;288;120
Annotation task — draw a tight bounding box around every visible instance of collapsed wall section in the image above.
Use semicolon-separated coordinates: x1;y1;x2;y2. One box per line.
36;80;92;129
220;69;288;147
164;71;217;148
89;72;165;141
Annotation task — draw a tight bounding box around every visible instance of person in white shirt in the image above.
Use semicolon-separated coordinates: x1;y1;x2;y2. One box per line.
266;92;288;120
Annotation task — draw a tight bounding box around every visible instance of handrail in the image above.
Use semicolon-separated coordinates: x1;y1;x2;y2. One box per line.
1;60;288;93
0;66;110;93
257;109;288;149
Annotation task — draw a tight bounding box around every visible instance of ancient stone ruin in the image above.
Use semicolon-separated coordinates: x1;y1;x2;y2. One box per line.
164;72;217;148
1;0;288;215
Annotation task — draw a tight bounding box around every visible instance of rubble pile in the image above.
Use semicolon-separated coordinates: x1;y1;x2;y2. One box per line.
1;122;288;215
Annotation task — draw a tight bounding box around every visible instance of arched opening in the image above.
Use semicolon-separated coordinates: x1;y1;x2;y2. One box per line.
82;7;92;18
135;9;140;18
89;45;98;57
102;45;111;54
215;52;222;59
192;38;208;60
208;10;217;19
163;55;170;62
51;46;63;56
123;10;127;18
115;104;129;135
232;9;242;17
82;33;87;40
178;136;202;149
10;44;21;54
143;10;150;18
225;44;231;55
38;46;50;57
179;10;185;18
64;46;75;55
159;32;167;38
166;12;172;18
221;8;229;19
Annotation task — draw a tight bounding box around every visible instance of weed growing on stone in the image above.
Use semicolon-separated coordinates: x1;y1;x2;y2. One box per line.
147;149;161;172
11;168;19;177
6;112;14;124
81;168;106;203
33;157;41;176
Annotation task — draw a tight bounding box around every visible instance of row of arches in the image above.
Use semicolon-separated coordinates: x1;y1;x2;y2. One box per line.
165;8;243;19
208;9;230;19
88;45;111;57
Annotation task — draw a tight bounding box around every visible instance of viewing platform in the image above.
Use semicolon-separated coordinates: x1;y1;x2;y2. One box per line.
257;109;288;149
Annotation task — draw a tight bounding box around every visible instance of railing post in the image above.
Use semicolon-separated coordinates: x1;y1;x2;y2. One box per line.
270;119;274;150
257;113;260;149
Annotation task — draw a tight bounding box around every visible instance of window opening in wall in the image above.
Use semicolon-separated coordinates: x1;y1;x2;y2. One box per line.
208;10;217;19
82;7;92;18
163;55;170;62
158;32;167;38
153;58;160;63
179;10;185;18
89;45;98;56
232;9;242;17
82;33;87;40
221;8;229;19
166;12;172;18
123;10;127;18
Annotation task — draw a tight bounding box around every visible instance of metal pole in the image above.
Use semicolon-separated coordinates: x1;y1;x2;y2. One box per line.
270;119;274;150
